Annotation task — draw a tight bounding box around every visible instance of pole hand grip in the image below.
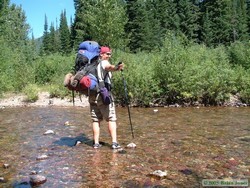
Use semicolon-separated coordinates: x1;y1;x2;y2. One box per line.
117;62;123;71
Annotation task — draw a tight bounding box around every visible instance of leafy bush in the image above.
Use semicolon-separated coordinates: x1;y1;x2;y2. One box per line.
112;51;161;106
1;33;250;106
231;67;250;103
154;35;237;105
48;84;70;98
34;53;74;85
227;41;250;69
0;37;34;94
22;84;39;102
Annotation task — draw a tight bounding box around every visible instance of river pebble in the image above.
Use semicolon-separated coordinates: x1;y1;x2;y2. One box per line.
238;136;250;142
44;130;55;135
74;141;82;146
30;171;37;175
30;175;47;186
3;164;10;169
149;170;167;179
64;121;71;126
127;142;136;148
36;154;48;160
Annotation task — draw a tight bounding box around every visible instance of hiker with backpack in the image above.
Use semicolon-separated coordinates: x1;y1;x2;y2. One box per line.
89;46;124;149
64;42;124;149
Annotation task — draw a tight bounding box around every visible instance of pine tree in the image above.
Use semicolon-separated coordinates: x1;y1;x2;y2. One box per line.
152;0;179;37
42;14;50;54
230;0;249;42
200;0;249;46
55;18;61;53
59;10;71;54
0;3;30;47
48;23;56;53
72;0;127;49
126;0;161;52
247;0;250;34
175;0;200;42
0;0;10;38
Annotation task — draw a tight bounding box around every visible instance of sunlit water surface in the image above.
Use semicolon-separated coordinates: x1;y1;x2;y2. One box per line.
0;106;249;187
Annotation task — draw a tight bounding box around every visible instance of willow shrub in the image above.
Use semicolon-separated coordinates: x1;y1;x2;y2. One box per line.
154;35;239;105
32;53;74;98
231;66;250;104
0;39;34;95
112;50;161;106
227;41;250;69
113;38;250;106
23;84;39;102
0;38;14;95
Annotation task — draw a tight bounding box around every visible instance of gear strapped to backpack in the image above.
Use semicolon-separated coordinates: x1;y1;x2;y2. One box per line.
64;41;112;104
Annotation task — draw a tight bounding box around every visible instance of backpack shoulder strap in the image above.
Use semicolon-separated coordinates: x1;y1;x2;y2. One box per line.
96;60;110;89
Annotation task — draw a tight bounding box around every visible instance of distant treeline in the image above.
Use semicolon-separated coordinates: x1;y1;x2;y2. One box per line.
0;0;250;106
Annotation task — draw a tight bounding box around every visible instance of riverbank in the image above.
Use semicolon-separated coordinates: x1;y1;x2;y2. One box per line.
0;92;89;108
0;92;248;108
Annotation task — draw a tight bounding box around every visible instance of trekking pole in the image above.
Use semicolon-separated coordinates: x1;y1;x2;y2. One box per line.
119;62;135;139
72;90;75;106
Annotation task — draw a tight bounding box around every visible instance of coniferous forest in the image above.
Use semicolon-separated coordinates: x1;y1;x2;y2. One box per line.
1;0;250;106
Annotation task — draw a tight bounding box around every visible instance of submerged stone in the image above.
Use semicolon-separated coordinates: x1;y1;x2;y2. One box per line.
30;175;47;186
64;121;71;126
0;177;5;182
3;164;10;169
36;154;48;160
127;142;136;148
44;130;55;135
238;136;250;142
179;169;193;175
74;141;82;146
149;170;167;179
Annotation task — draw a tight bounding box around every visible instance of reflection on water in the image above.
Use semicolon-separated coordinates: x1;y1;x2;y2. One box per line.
0;106;249;187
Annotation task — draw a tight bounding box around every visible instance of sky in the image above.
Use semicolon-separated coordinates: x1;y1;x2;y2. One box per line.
10;0;75;39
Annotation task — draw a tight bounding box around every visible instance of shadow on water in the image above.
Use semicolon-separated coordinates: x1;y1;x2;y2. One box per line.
53;134;93;147
0;106;250;187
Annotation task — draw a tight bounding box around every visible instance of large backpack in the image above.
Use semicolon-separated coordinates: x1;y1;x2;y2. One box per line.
64;41;112;104
64;41;100;93
74;41;100;73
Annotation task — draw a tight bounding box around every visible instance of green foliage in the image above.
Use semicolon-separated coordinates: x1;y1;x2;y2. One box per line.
48;84;70;98
34;54;74;85
1;3;30;47
1;1;250;106
231;66;250;103
227;41;250;69
72;0;127;49
153;34;249;106
0;35;34;94
175;0;200;42
200;0;249;46
59;10;71;54
22;84;39;102
112;50;161;106
126;0;162;52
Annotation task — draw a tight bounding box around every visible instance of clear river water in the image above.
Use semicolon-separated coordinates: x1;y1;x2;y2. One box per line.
0;106;249;187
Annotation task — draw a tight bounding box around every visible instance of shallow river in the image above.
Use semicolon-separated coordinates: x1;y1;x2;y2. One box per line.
0;106;249;187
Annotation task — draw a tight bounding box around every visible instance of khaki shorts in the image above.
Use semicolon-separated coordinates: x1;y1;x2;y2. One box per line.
89;92;117;122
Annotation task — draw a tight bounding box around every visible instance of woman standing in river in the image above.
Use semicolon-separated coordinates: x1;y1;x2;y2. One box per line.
88;46;124;149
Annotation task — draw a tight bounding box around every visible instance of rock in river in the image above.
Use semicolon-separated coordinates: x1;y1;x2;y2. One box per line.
30;175;47;186
44;130;55;135
36;154;48;160
149;170;168;179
